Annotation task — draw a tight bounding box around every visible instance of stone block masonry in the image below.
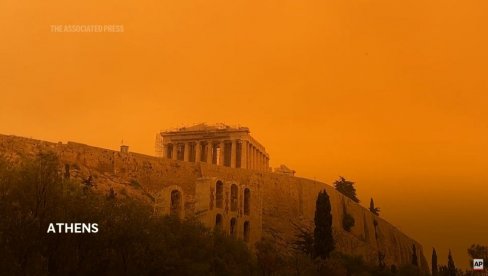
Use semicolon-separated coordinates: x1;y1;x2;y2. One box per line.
157;123;271;172
0;134;429;273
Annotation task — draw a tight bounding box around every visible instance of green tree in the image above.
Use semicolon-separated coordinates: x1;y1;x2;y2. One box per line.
256;238;285;276
0;152;257;275
468;244;488;271
412;244;418;266
432;248;438;276
369;198;380;216
314;189;334;259
447;250;456;276
341;201;355;232
334;177;359;203
342;213;355;232
291;222;314;257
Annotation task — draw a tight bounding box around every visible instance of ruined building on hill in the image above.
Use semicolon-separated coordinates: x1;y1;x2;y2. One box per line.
156;123;270;171
0;124;429;273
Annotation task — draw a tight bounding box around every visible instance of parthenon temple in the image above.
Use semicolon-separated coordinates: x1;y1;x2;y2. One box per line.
156;123;270;171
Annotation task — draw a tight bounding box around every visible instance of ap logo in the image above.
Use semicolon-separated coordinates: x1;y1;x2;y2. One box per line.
473;259;484;271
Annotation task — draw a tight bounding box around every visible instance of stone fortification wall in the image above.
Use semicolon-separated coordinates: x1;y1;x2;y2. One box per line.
0;134;428;272
198;165;428;272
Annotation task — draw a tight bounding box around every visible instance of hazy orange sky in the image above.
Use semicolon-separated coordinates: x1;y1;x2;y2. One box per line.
1;0;487;269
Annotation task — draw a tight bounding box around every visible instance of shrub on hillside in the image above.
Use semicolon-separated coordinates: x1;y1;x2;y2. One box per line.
0;152;256;275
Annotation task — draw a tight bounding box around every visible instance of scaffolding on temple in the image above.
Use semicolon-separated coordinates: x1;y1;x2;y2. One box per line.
155;133;164;157
154;123;271;171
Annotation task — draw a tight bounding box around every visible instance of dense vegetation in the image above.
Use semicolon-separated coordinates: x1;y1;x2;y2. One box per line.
432;245;488;276
333;177;360;203
369;198;380;216
278;189;432;276
0;152;255;275
2;152;485;275
314;189;335;260
342;202;355;232
257;239;429;276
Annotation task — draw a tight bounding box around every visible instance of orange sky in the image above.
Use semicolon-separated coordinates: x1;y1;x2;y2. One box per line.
1;0;487;269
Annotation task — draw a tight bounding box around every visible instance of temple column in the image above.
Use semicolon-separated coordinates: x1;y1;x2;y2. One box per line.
260;152;264;171
254;149;258;170
241;140;248;169
258;151;262;171
172;144;178;160
231;140;237;168
252;145;256;169
162;144;168;158
184;142;190;161
195;141;201;163
219;141;225;166
256;149;260;170
246;144;251;169
255;148;258;170
249;145;253;169
207;142;213;163
256;151;260;171
259;150;262;170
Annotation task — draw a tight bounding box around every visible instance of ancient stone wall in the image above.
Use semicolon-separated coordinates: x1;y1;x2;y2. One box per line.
198;165;428;272
0;134;428;272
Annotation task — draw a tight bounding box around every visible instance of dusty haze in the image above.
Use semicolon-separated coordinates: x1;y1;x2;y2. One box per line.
1;0;487;269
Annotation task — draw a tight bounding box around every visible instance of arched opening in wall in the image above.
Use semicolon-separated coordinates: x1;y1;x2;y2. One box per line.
243;221;250;242
230;218;237;236
215;214;223;230
216;181;224;208
230;184;238;212
170;190;182;217
244;188;251;215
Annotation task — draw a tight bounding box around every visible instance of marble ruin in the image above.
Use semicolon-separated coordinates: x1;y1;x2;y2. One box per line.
156;123;270;171
0;128;430;272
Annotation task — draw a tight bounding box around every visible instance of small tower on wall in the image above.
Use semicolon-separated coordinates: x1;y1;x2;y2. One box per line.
120;144;129;154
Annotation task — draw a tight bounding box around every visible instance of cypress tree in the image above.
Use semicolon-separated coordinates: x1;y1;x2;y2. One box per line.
369;198;380;216
432;248;438;276
333;177;360;203
314;189;334;259
412;244;418;266
447;250;456;276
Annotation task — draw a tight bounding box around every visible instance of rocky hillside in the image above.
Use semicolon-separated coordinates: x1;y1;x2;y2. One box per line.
0;134;429;273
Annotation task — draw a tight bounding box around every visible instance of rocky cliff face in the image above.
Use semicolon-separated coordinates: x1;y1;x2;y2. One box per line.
0;134;429;273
